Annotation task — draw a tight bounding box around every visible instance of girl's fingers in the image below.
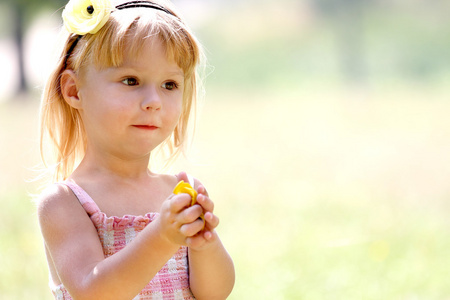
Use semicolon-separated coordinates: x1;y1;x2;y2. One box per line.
179;218;204;237
176;171;189;184
197;184;209;197
196;193;214;212
203;230;217;241
203;211;219;229
186;228;218;249
178;204;203;224
169;193;192;213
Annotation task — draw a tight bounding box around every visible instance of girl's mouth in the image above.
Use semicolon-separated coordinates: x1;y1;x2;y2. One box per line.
132;125;158;130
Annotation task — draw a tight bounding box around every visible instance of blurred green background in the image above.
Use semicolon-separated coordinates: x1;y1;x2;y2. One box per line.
1;0;450;299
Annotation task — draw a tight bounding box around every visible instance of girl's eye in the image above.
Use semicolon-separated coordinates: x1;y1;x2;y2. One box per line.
162;81;178;91
122;77;139;86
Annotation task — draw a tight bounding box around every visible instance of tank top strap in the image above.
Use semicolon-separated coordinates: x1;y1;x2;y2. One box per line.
61;180;101;216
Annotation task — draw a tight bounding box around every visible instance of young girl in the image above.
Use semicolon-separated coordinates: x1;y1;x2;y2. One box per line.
37;0;235;299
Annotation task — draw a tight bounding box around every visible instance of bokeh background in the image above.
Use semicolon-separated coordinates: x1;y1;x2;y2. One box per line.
1;0;450;299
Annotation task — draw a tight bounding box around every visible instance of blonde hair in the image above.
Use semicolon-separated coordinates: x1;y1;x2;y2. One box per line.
40;0;204;182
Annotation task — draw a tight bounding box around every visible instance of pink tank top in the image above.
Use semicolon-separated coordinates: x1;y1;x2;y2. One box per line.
51;180;195;300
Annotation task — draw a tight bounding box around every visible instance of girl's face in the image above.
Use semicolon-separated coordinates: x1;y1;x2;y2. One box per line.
76;37;184;160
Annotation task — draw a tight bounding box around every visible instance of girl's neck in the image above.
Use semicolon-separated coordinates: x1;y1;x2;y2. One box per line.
74;149;153;181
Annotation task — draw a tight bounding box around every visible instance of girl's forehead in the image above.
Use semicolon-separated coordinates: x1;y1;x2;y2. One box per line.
124;36;164;57
120;37;181;70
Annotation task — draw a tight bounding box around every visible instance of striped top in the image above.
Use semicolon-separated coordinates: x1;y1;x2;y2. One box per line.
51;180;195;300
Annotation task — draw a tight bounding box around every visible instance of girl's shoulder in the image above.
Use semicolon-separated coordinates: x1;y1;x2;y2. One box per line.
37;183;75;214
36;183;87;227
151;172;198;191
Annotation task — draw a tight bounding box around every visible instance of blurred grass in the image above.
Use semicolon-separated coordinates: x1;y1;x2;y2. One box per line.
0;99;52;299
2;86;450;299
182;87;450;299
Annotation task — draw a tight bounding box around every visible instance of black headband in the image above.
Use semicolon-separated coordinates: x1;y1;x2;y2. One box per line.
115;1;175;15
63;1;176;69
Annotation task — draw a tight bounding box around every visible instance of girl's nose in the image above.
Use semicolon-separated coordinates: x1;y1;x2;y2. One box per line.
141;86;162;111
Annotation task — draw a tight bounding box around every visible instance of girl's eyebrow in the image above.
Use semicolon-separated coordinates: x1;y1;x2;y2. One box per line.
106;66;184;78
167;70;185;78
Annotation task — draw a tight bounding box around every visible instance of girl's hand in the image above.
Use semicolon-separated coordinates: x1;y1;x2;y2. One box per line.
176;172;220;251
175;173;235;299
158;192;205;247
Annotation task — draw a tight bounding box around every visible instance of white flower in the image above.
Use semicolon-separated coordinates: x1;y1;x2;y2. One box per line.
62;0;114;35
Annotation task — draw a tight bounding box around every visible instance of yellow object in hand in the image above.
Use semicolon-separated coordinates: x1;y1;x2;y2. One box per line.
173;180;205;227
173;180;198;206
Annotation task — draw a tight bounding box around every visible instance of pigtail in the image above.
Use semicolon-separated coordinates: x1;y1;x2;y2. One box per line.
39;34;86;182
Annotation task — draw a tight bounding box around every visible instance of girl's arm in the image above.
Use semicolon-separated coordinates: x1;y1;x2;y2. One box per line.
188;233;235;300
38;183;203;300
177;174;235;299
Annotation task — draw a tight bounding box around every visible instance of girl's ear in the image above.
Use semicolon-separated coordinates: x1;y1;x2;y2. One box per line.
60;70;82;109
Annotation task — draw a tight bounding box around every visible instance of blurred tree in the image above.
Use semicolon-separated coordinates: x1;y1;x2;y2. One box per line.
4;0;65;96
313;0;373;83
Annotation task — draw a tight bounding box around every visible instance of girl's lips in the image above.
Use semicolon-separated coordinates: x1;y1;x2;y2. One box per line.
132;125;158;130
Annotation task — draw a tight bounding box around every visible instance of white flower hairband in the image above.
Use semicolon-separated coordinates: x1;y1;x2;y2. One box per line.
62;0;114;35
